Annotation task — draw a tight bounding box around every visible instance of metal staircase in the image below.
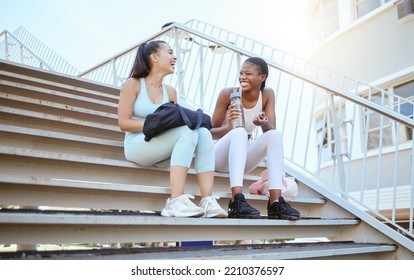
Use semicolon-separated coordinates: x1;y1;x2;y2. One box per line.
0;20;413;259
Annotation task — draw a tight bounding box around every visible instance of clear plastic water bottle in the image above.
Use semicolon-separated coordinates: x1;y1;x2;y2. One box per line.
229;89;245;128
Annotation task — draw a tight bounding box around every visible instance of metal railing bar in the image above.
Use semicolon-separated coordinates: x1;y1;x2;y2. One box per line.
375;93;386;211
156;23;414;129
410;137;414;234
291;76;306;160
316;95;330;176
1;30;54;71
392;117;401;223
303;84;318;168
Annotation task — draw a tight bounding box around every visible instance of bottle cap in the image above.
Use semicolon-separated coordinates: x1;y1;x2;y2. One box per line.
230;90;241;99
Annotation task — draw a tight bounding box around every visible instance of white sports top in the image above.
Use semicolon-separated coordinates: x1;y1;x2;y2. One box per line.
223;91;263;136
243;91;263;135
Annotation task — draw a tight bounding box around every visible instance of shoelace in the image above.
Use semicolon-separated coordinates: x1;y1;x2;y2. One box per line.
237;198;250;211
201;196;220;218
178;194;197;206
277;200;298;215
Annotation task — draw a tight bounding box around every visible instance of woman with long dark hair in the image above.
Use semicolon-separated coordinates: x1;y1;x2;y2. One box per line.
118;40;226;218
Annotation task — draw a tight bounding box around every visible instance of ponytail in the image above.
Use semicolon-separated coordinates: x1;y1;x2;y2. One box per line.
129;40;166;79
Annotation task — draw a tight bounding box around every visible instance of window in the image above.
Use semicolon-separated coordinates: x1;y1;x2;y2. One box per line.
362;91;394;150
323;0;340;37
362;80;413;150
315;104;348;163
394;80;414;117
354;0;391;19
394;80;414;141
315;117;331;162
311;0;339;46
309;0;392;46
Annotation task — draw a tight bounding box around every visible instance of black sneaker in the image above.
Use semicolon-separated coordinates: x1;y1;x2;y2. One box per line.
228;193;260;219
267;197;300;220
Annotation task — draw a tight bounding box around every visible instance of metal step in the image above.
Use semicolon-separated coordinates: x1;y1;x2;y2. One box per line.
0;174;326;213
0;79;118;113
0;123;123;148
0;209;360;245
0;94;118;126
0;60;119;99
0;241;396;260
0;105;121;136
0;145;259;191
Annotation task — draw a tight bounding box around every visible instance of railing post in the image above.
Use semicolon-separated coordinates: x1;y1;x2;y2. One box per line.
111;58;120;87
174;27;186;102
19;45;24;64
199;44;204;108
329;93;347;198
410;136;414;234
4;31;10;60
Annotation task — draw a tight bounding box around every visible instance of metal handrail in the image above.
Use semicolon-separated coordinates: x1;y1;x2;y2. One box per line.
80;22;414;129
0;27;79;76
78;28;170;77
0;30;53;71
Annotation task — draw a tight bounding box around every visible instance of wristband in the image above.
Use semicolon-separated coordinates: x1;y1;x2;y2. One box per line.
260;120;268;127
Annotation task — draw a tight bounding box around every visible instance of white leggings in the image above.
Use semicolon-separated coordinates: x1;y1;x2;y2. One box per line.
214;127;284;190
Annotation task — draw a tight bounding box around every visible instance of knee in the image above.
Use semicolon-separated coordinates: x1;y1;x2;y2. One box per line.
231;127;248;139
196;127;213;153
197;127;213;142
265;130;283;145
179;126;198;146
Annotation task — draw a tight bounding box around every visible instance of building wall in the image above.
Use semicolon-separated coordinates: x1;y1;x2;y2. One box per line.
308;4;414;85
304;1;414;194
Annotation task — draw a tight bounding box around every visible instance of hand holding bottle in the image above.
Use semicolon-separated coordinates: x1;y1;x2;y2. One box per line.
227;104;244;128
229;89;245;128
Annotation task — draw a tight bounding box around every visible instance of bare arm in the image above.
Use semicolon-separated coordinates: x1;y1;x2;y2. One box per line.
210;87;239;139
257;87;276;132
165;84;177;103
117;78;144;132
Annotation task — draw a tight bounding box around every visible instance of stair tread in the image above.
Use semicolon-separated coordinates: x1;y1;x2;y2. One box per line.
0;174;326;205
0;78;118;106
0;209;359;226
0;105;120;131
0;145;261;180
0;124;123;147
0;61;119;97
0;92;117;119
0;241;396;260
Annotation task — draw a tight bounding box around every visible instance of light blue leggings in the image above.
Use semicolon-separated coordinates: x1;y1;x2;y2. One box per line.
124;126;214;173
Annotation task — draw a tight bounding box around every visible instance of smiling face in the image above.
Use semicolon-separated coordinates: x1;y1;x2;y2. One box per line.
152;43;176;74
239;62;266;92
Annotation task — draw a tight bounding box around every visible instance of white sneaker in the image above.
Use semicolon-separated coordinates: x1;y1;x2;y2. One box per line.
161;194;204;218
199;196;228;218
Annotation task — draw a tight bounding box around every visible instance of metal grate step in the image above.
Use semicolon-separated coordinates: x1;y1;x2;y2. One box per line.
0;209;360;245
0;241;396;260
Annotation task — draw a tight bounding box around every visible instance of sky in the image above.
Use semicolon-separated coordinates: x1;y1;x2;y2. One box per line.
0;0;310;72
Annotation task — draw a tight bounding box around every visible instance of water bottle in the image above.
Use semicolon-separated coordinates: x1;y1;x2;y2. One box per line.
229;89;245;128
